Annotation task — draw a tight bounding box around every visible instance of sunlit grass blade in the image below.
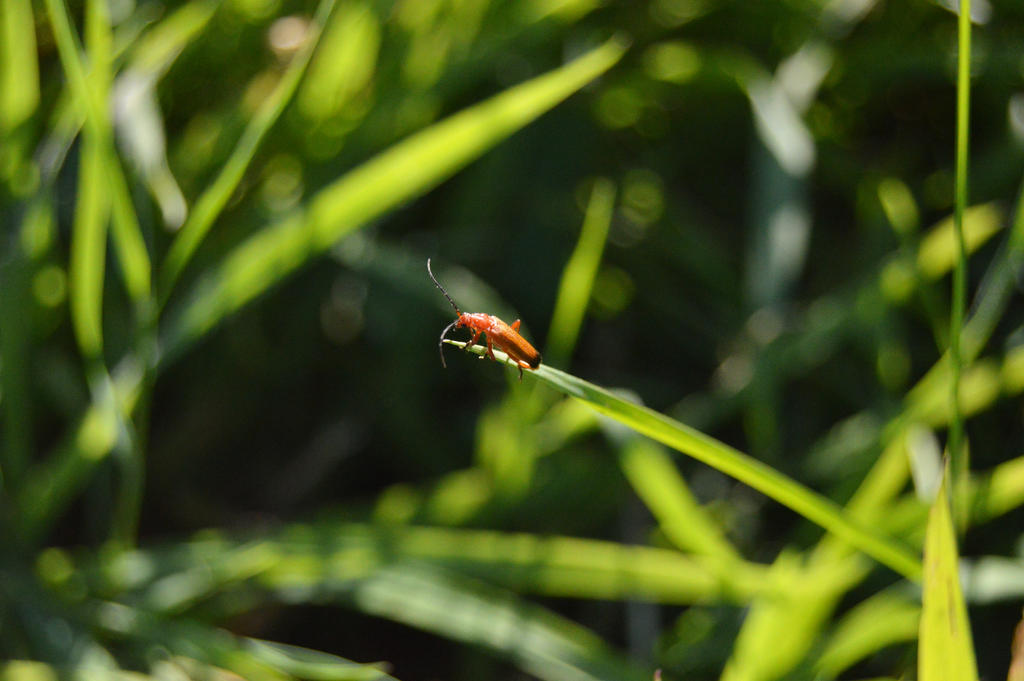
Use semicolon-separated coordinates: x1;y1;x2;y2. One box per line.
44;0;151;304
0;661;150;681
164;37;627;357
159;0;338;299
545;177;615;366
968;454;1024;524
18;363;143;542
92;604;388;681
916;203;999;280
69;135;109;360
0;0;39;138
947;0;972;527
329;564;647;681
619;438;740;561
111;524;766;610
242;639;394;681
126;0;218;77
815;591;919;678
90;530;672;681
722;553;863;681
448;340;922;580
918;467;978;681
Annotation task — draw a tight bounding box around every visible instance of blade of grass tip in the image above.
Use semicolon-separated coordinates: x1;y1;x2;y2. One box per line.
70;134;109;361
164;37;628;358
948;0;971;528
447;340;923;580
44;0;151;306
545;177;616;367
159;0;339;301
127;0;219;78
918;464;979;681
0;0;40;136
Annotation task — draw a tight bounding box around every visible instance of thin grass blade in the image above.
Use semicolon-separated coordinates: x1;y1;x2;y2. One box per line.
448;340;923;580
44;0;151;304
160;0;339;298
545;177;615;366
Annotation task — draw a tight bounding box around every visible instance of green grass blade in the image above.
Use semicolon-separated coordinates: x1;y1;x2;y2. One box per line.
69;135;109;359
448;340;923;580
44;0;151;304
947;0;972;526
17;363;142;542
0;0;39;133
101;524;766;612
242;639;394;681
815;591;919;678
159;0;338;299
545;177;615;366
619;438;740;561
347;564;647;681
722;554;863;681
126;0;219;77
918;467;978;680
916;204;1000;280
969;454;1024;524
164;36;627;356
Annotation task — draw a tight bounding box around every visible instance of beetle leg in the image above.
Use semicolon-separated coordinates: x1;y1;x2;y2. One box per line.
485;337;497;362
511;319;521;331
465;330;481;353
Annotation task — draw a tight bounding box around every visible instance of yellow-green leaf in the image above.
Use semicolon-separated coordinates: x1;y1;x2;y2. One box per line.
918;468;978;681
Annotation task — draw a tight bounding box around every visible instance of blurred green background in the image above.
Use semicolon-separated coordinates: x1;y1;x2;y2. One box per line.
2;0;1024;679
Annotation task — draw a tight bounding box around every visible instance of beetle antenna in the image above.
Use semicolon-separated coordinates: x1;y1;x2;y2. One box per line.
438;320;459;368
427;258;461;316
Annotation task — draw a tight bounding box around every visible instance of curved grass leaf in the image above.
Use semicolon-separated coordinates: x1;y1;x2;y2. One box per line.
815;591;919;677
447;340;923;581
159;0;339;298
619;438;740;561
164;36;627;357
545;177;615;366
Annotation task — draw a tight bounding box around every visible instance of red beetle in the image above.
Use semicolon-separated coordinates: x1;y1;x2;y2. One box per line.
428;259;541;380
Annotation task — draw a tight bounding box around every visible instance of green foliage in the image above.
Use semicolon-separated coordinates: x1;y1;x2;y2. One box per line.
919;469;978;681
2;0;1023;679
